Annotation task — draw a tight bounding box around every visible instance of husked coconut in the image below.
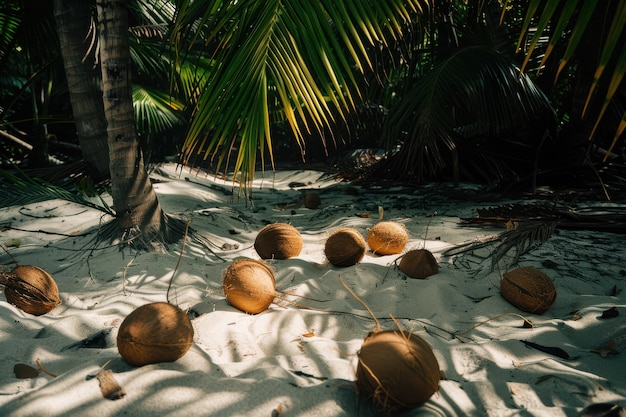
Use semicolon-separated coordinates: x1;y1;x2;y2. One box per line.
254;223;303;259
304;192;321;209
117;302;194;366
398;249;438;279
501;266;556;314
337;275;440;411
367;222;408;255
2;265;61;316
223;259;276;314
324;228;367;267
356;329;440;410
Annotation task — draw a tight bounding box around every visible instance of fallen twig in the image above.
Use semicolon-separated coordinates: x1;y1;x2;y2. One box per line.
35;359;57;378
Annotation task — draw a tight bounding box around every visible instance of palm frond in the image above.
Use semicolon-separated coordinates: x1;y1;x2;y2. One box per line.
17;1;60;64
490;221;557;269
130;0;176;26
445;200;626;269
170;0;427;194
588;39;626;142
129;33;170;78
172;54;213;104
0;0;21;70
0;167;114;215
132;84;184;136
377;45;554;182
512;0;626;158
129;24;168;39
438;220;557;270
127;0;177;81
604;112;626;161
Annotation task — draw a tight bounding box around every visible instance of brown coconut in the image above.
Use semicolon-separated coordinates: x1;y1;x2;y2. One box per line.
501;266;556;314
304;192;321;209
2;265;61;316
367;222;409;256
223;259;276;314
398;249;439;279
324;228;367;267
254;223;303;260
356;329;440;410
117;302;194;367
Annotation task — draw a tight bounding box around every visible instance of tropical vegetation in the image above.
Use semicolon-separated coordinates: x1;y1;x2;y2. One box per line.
0;0;624;249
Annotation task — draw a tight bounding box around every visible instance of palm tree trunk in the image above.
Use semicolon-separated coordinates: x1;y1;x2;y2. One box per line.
96;0;170;246
53;0;110;180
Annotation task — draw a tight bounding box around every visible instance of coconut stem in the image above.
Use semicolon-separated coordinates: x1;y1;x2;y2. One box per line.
122;254;137;296
100;359;113;370
36;359;58;378
273;293;323;311
457;312;533;338
1;243;18;265
422;211;437;249
338;274;380;330
388;313;410;342
380;263;394;284
275;289;330;303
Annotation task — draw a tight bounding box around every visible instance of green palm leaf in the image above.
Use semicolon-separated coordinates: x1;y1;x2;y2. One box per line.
132;84;184;136
173;55;213;104
131;0;176;26
512;1;626;158
170;0;426;194
379;46;553;182
0;0;21;69
129;33;170;78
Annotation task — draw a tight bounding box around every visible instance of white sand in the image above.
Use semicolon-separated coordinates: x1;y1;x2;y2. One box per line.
1;163;624;416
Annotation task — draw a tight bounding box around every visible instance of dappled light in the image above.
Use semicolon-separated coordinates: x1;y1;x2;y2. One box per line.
2;162;625;416
3;0;626;415
0;166;626;417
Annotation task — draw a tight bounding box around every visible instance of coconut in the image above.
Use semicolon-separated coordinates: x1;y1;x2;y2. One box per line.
2;265;61;316
324;228;367;267
223;259;276;314
254;223;303;260
304;192;321;209
117;302;194;367
501;266;556;314
398;249;439;279
367;222;409;255
356;329;440;410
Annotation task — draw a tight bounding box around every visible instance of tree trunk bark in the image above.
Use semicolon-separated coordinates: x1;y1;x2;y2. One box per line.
53;0;110;181
96;0;168;247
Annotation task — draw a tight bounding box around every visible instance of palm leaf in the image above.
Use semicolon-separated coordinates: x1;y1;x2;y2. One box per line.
0;167;114;215
581;1;626;118
377;45;553;182
444;199;626;269
535;0;579;73
171;54;213;105
439;220;557;270
130;0;176;26
132;84;184;135
490;221;557;269
517;0;560;74
588;24;626;143
0;0;21;70
604;113;626;161
128;28;170;79
511;1;626;159
170;0;427;194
